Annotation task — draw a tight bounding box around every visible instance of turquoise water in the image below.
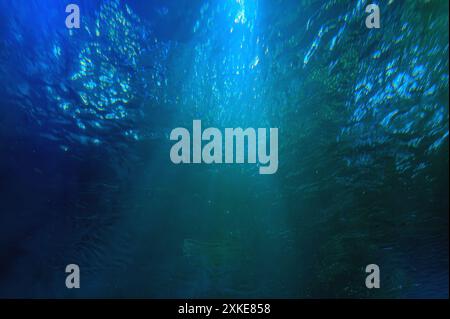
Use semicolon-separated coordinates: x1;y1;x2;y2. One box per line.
0;0;448;298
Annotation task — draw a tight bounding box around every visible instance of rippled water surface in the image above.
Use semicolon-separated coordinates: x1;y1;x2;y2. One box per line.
0;0;448;298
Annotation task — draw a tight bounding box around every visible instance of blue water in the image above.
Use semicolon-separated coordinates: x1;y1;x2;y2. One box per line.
0;0;448;298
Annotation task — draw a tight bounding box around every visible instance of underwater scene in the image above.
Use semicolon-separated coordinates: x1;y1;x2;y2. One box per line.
0;0;448;298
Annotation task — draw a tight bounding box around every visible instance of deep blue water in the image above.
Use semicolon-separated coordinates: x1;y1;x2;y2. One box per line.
0;0;448;298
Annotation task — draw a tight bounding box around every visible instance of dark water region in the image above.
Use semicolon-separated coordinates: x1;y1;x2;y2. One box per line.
0;0;448;298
